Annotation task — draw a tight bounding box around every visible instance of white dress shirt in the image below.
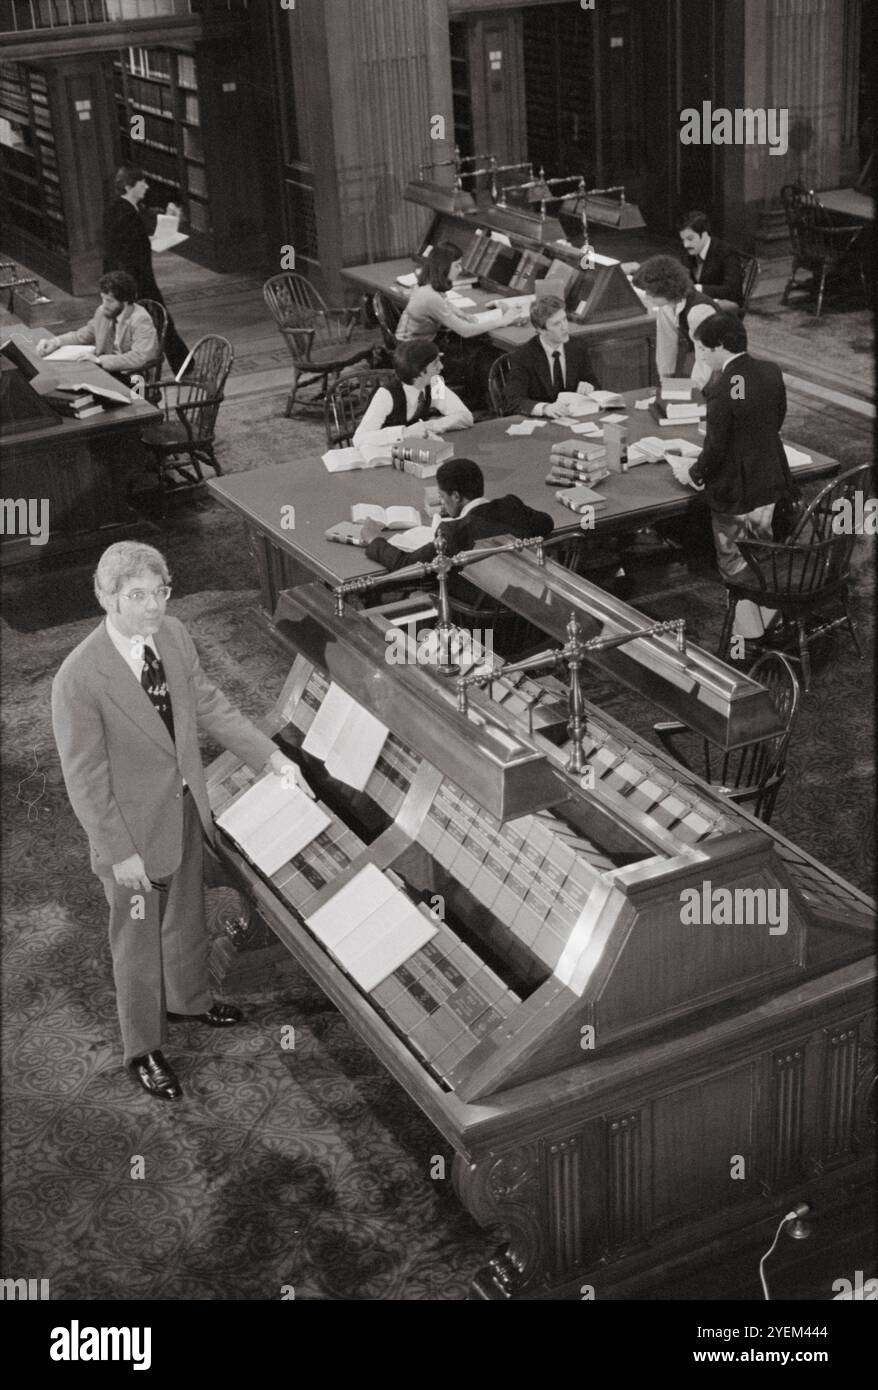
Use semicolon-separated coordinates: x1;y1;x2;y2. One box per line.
353;377;473;448
105;615;158;681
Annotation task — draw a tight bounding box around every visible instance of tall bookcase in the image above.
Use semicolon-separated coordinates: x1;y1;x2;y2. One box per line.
0;63;67;257
113;45;210;240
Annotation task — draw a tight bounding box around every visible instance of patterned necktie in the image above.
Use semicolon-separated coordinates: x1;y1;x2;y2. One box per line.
552;350;564;397
141;647;175;743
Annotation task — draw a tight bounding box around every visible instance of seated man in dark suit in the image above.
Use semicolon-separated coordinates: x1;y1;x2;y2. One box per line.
362;457;553;607
666;314;789;650
678;210;744;311
504;295;600;418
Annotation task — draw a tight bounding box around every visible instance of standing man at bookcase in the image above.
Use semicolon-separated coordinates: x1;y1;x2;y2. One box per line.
103;165;191;376
51;542;310;1101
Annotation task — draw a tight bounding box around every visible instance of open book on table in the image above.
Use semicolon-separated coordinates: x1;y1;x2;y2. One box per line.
351;503;421;529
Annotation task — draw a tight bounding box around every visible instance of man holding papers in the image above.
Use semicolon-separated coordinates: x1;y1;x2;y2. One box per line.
35;271;158;382
666;315;790;646
504;297;600;417
352;339;473;448
51;542;310;1101
363;458;553;606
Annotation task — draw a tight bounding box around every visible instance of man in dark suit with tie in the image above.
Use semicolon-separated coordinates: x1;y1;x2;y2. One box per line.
504;296;600;417
678;210;744;311
362;458;554;607
51;542;311;1100
666;315;790;646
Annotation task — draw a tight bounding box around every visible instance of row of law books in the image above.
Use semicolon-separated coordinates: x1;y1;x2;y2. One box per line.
322;437;453;476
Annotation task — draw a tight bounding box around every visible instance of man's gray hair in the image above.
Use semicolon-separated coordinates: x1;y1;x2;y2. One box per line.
94;542;170;601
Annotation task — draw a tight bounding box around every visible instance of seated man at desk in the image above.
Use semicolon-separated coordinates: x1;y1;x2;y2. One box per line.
361;458;554;605
504;296;600;417
632;256;718;389
352;338;473;449
665;314;789;649
678;210;744;311
35;271;158;384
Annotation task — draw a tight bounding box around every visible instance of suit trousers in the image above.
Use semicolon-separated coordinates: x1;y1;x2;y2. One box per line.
101;790;212;1062
712;504;779;639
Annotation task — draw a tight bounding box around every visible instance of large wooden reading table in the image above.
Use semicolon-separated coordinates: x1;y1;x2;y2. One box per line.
208;389;837;624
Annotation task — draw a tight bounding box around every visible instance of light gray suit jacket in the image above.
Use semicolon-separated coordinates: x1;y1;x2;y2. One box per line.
52;615;276;879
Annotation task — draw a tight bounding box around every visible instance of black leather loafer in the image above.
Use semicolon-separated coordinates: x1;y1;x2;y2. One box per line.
167;1003;243;1027
129;1050;182;1100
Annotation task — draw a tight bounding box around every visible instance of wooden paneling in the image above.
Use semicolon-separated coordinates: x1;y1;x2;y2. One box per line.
465;11;527;168
48;55;119;294
652;1064;757;1222
318;0;456;289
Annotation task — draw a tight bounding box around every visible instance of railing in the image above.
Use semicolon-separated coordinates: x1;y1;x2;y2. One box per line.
0;0;247;32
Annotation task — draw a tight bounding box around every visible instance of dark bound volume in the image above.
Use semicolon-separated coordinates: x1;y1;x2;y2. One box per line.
565;262;646;324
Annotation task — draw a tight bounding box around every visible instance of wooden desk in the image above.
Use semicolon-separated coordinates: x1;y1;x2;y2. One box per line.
1;331;158;565
343;257;657;392
815;188;874;222
208;390;838;618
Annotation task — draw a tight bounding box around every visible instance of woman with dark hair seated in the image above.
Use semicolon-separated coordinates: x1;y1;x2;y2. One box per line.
353;338;473;449
397;243;523;408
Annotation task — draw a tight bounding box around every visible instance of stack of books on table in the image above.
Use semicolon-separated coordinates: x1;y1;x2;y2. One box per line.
389;438;453;478
546;439;609;486
43;388;104;420
652;377;705;426
555;483;608;515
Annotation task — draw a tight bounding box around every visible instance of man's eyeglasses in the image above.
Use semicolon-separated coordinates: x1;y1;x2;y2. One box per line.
120;586;172;604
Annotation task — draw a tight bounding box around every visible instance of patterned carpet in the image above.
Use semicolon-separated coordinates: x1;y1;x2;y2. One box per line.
2;337;874;1301
1;591;498;1301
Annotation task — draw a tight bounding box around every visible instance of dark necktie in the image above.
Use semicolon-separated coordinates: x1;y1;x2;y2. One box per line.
551;350;564;398
693;256;703;283
141;647;175;743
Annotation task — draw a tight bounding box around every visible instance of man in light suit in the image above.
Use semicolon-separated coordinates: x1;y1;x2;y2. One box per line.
52;542;310;1100
36;271;158;383
504;296;600;417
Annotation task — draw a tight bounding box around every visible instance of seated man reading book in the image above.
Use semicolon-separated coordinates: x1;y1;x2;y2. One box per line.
353;338;473;449
362;458;553;607
35;271;158;383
